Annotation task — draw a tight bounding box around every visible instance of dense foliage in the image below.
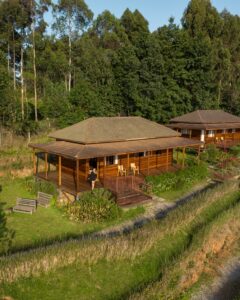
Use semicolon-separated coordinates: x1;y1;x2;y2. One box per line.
146;164;208;195
0;202;14;253
1;0;240;133
25;176;58;198
66;189;121;223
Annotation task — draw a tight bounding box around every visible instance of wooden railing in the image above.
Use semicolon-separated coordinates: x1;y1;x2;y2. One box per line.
103;175;145;196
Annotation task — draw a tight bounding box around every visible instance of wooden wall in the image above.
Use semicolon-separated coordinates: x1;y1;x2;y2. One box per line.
55;150;174;184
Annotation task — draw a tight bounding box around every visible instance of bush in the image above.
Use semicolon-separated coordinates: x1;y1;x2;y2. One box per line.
24;177;58;199
200;144;228;165
146;164;208;195
229;144;240;157
66;189;122;223
0;202;14;253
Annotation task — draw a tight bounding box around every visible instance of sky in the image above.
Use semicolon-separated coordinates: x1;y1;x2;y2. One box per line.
84;0;240;31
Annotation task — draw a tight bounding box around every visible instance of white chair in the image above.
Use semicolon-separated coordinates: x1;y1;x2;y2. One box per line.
130;163;139;175
118;165;127;176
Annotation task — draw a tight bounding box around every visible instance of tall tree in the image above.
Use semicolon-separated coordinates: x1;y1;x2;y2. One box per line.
53;0;93;92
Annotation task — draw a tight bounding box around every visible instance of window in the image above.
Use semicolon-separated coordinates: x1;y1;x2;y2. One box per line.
106;156;114;165
156;150;163;155
232;129;236;133
181;129;189;135
207;130;215;137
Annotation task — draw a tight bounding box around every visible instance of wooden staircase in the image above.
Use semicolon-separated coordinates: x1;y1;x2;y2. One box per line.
103;175;152;207
117;191;152;207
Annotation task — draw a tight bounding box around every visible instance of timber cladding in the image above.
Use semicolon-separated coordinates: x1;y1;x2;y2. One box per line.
56;150;173;180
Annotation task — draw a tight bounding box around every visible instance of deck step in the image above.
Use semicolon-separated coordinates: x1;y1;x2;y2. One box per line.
117;193;152;207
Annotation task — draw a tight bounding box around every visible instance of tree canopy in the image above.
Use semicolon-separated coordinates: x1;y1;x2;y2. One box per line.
0;0;240;133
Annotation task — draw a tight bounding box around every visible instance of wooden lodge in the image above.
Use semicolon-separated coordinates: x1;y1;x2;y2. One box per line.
29;117;202;206
169;110;240;149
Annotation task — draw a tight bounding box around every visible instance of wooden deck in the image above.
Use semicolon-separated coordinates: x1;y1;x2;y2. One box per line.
37;165;180;206
37;171;103;195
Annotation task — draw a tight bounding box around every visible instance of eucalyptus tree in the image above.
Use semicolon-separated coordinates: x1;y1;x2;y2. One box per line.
52;0;93;92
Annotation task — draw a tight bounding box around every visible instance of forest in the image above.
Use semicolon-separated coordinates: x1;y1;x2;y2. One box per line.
0;0;240;135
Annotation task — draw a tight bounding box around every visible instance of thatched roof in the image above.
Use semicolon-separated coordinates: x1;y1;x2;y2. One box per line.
29;137;202;160
170;110;240;125
49;117;180;144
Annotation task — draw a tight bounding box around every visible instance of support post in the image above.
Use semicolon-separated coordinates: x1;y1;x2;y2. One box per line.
182;147;186;169
166;148;169;171
189;130;192;139
103;157;106;181
58;156;62;187
176;148;179;165
45;152;48;179
33;149;36;175
127;154;130;173
147;151;150;175
76;159;79;193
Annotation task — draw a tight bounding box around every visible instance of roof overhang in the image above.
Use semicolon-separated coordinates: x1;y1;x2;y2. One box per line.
168;123;240;130
29;137;203;160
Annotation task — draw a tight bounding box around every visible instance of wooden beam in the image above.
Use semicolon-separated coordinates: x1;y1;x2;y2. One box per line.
103;157;106;180
166;148;169;171
189;130;192;139
45;152;48;179
76;159;79;193
182;147;186;169
33;149;36;175
147;151;149;175
176;148;179;165
58;156;62;187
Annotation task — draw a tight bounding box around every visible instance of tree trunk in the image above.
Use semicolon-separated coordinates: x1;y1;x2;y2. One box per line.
31;2;38;122
7;41;10;74
68;11;72;92
12;28;16;90
20;46;24;120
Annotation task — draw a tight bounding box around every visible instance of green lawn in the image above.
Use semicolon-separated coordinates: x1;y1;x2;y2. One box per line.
0;177;144;253
1;182;239;300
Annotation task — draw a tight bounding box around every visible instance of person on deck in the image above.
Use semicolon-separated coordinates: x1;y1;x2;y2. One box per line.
88;168;97;190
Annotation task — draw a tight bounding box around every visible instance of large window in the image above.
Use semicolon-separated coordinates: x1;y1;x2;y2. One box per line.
106;155;118;165
106;156;114;165
181;129;189;135
207;130;215;137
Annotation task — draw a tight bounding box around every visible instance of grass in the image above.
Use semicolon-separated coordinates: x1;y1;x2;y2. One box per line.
159;178;209;201
0;180;239;299
0;177;145;254
146;163;209;201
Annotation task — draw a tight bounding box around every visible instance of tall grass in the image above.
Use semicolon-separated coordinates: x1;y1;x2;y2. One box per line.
129;202;240;300
0;180;239;286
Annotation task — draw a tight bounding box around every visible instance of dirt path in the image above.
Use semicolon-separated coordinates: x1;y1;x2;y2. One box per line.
192;258;240;300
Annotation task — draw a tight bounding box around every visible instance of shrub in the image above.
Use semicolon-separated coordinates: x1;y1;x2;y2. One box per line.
146;164;208;195
200;144;228;165
24;177;58;198
0;202;14;253
229;144;240;157
66;189;122;223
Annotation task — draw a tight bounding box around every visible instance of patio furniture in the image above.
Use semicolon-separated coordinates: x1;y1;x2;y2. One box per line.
13;198;37;214
37;192;52;207
130;163;139;175
118;165;127;176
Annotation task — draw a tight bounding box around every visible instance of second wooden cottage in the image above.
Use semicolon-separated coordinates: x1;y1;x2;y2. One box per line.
169;110;240;148
29;117;202;205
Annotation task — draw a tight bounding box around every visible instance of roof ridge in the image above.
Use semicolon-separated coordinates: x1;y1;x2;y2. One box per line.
196;110;205;124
